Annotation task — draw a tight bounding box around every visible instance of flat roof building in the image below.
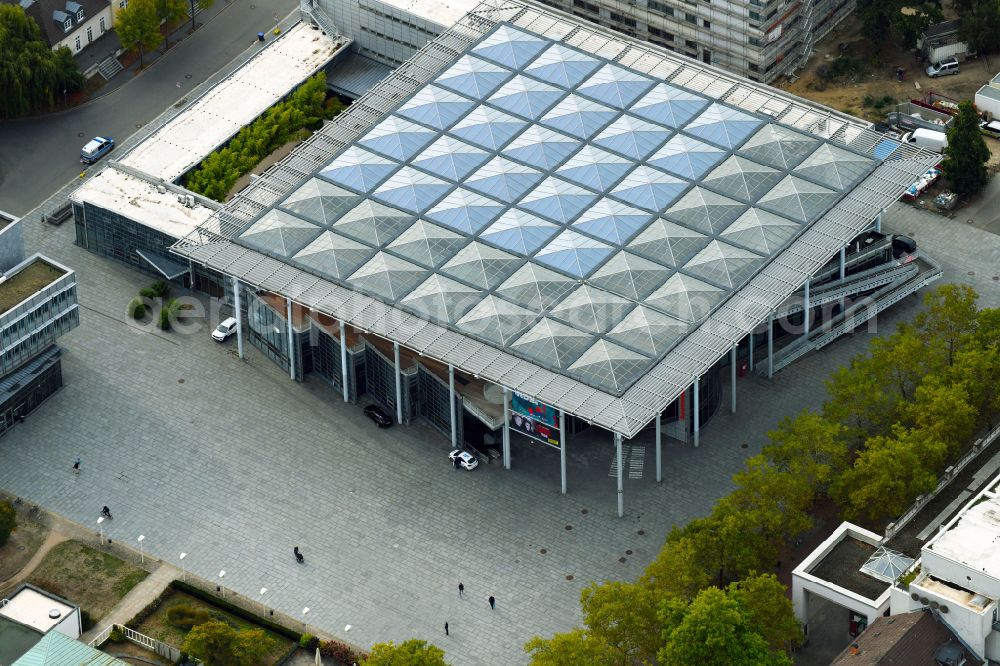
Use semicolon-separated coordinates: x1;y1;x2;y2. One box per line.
170;0;939;514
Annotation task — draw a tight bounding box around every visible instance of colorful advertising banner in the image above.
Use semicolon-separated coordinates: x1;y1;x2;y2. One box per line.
510;391;560;449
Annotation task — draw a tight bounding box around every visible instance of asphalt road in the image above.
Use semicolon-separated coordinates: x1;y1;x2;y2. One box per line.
0;0;298;217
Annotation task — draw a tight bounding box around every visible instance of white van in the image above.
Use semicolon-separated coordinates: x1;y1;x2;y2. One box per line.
902;128;948;153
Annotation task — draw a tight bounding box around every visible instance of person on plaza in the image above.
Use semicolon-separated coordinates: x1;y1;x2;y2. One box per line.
72;458;81;474
294;546;304;563
488;595;495;610
444;622;449;636
458;582;464;597
101;505;112;519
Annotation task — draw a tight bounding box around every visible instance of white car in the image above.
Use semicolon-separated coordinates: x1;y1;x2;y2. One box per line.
449;449;479;470
212;317;238;342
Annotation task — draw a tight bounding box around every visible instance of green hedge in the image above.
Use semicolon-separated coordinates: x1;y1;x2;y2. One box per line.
184;73;343;201
168;580;302;642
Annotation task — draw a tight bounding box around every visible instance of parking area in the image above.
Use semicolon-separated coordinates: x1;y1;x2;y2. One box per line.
0;201;997;663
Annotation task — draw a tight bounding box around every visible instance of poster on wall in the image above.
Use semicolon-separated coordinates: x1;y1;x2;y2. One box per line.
510;391;560;449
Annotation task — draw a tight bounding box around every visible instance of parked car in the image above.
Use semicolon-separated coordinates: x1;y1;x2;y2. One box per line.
363;404;393;428
80;136;115;164
212;317;238;342
925;57;959;78
449;449;479;470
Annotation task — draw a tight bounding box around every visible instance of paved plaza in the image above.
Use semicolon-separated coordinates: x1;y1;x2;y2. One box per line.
0;201;997;663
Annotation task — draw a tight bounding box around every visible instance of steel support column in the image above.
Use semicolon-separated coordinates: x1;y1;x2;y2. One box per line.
559;409;566;494
339;320;349;402
286;298;295;381
730;345;737;414
693;377;700;448
803;279;810;338
749;332;754;371
767;313;774;379
502;387;511;469
232;277;243;360
655;413;662;483
448;364;457;449
615;432;623;518
393;342;403;425
839;246;846;281
874;212;882;233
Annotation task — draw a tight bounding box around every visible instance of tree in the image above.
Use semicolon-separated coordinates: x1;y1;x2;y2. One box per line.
723;458;814;548
725;574;803;654
856;0;898;46
905;379;977;455
0;500;15;547
658;587;791;666
362;639;448;666
181;620;276;666
154;0;187;47
116;0;162;68
943;100;991;198
525;629;616;665
231;628;275;666
578;581;661;664
893;2;943;50
0;5;83;118
960;0;1000;55
914;284;979;368
188;0;215;33
764;411;849;492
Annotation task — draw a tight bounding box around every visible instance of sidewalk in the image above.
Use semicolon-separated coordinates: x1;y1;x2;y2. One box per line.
81;562;180;643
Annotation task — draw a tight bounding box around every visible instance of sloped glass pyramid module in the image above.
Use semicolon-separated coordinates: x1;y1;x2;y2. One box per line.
577;63;655;109
440;241;523;290
683;239;764;289
434;54;511;99
525;42;601;88
550;284;634;334
646;273;724;322
280;178;359;227
240;210;323;258
471;25;549;69
481;210;558;254
488;75;565;120
397;85;476;131
372;167;451;213
589;251;673;300
511;317;594;369
647;134;725;180
626;218;708;267
401;273;482;324
347;251;429;301
503;126;580;171
567;339;650;393
426;188;504;234
663;187;747;236
457;294;537;346
593;115;672;160
518;177;598;223
319;147;397;193
412;135;489;181
556;145;633;191
685;103;763;149
332;200;414;247
572;198;652;246
358;115;437;161
794;143;875;190
535;230;613;278
387;219;467;268
451;106;528;150
757;175;839;224
608;305;689;356
738;124;820;170
291;230;373;279
702;156;784;203
720;208;800;255
630;83;709;128
495;262;576;309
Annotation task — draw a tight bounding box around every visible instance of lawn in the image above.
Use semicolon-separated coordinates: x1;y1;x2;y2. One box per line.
132;590;295;664
0;511;47;588
26;540;148;619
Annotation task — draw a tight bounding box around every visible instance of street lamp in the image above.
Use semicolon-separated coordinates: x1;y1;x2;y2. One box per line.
97;516;105;545
137;535;146;564
259;587;267;615
218;570;226;598
179;552;187;582
301;607;310;632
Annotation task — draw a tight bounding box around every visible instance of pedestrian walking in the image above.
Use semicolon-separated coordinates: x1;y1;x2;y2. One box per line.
72;458;81;475
458;582;464;597
453;455;460;470
488;595;495;610
101;505;112;519
294;546;304;563
444;622;449;636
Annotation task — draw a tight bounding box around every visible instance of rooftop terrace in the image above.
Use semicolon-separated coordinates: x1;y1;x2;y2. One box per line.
0;259;66;315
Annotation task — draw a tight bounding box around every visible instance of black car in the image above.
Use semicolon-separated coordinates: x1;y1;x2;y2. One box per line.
363;404;393;428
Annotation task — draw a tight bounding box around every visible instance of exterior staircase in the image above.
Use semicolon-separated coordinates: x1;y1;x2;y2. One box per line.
97;55;123;81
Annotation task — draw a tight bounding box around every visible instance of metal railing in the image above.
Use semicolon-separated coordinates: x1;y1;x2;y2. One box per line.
89;623;183;662
775;261;918;318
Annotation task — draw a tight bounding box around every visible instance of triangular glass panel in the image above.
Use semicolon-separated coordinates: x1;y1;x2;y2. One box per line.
397;85;476;130
589;251;672;300
646;272;724;322
434;54;511;99
720;208;800;255
572;198;652;245
608;305;689;356
627;218;707;266
611;166;688;212
291;230;373;279
738;124;820;170
488;75;564;120
426;188;504;234
794;143;874;190
386;219;467;268
519;177;598;223
465;157;543;201
371;167;451;213
412;136;489;181
593;115;671;160
567;339;650;393
503;126;580;170
630;83;708;128
577;63;655;109
685;103;763;149
346;251;429;301
401;274;483;324
535;230;613;278
550;284;633;334
702;156;783;203
525;43;601;88
481;209;559;254
456;294;537;346
471;25;549;69
319;147;397;193
647;134;725;180
440;241;523;289
358;115;437;161
511;317;594;369
240;210;323;258
280;178;359;226
495;262;576;309
556;145;632;191
683;239;764;289
332;200;414;247
540;95;617;140
757;175;839;223
663;187;747;235
450;106;527;150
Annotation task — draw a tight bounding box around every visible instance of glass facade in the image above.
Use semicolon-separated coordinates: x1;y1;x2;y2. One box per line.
417;365;463;442
0;265;79;377
0;348;64;438
75;202;180;277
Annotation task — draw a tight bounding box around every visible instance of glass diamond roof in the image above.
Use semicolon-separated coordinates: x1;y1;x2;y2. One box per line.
235;22;882;395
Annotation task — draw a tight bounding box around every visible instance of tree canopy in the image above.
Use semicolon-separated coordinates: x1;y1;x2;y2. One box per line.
943;101;991;198
115;0;162;68
362;639;449;666
181;620;276;666
0;5;83;119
